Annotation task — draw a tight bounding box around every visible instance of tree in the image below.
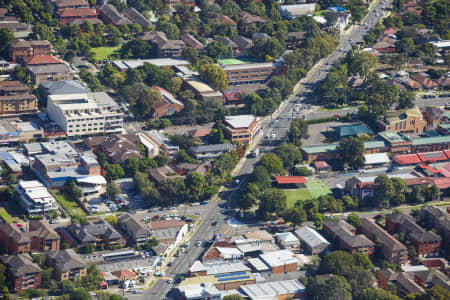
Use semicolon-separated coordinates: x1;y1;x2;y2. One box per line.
257;188;287;220
205;41;233;59
63;181;82;201
268;76;293;98
120;39;153;59
240;183;261;210
391;178;408;206
336;137;364;170
259;153;285;175
347;213;361;229
347;51;378;79
316;276;352;300
398;90;415;109
70;288;92;300
185;172;207;202
106;182;121;201
182;47;199;63
353;252;374;270
223;294;245;300
0;28;14;59
105;164;125;180
360;288;402;300
249;165;271;190
275;143;302;169
199;64;228;90
208;121;226;144
105;215;118;225
342;265;375;298
374;175;396;208
288;118;309;145
427;285;450;300
80;243;94;254
284;204;307;229
294;166;312;176
319;251;355;275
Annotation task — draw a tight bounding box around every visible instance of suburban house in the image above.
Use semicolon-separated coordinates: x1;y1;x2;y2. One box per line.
238;11;265;27
148;165;182;185
15;180;59;216
9;39;52;62
151;86;184;118
140;31;185;57
218;14;237;29
0;80;38;115
223;115;261;145
360;218;408;265
386;213;441;257
59;220;125;249
180;33;204;50
412;73;439;89
0;254;42;292
46;249;88;281
232;36;254;53
117;213;152;247
123;8;152;27
378;107;427;134
294;226;330;255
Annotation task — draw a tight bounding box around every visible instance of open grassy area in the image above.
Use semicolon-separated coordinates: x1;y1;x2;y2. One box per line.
51;190;86;217
91;46;121;61
284;180;332;208
0;207;13;223
284;189;313;208
305;180;332;198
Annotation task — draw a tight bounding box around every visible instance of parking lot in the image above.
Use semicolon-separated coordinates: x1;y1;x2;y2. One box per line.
302;121;360;146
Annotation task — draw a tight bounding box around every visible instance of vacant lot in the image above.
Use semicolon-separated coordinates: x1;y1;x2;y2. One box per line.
91;46;121;61
51;190;86;217
283;179;332;208
0;207;13;223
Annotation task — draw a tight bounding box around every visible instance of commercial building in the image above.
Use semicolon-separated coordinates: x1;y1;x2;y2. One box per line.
386;213;441;257
278;4;316;19
15;180;58;216
117;213;152;247
27;63;73;85
151;86;184;118
259;249;298;274
240;280;305;300
61;220;125;249
360;218;408;265
220;61;282;85
180;271;255;291
47;92;123;137
188;260;250;277
190;143;236;159
275;232;300;252
223;115;261;145
181;74;224;101
294;226;330;254
378;107;427;134
178;282;221;300
0;81;38;115
148;219;188;245
112;58;189;72
9;39;52;62
46;249;87;281
0;254;42;292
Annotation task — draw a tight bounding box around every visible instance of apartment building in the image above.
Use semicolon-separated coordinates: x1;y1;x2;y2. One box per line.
47;92;123;137
223;114;261;145
56;8;99;24
151;86;184;118
61;220;125;249
15;180;59;216
123;7;151;27
54;0;89;10
360;218;408;265
28;220;60;252
46;249;87;281
220;62;282;85
27;63;73;85
0;80;38;115
386;213;442;257
9;39;52;62
0;223;31;253
323;220;375;256
117;213;152;247
377;269;425;297
0;254;42;292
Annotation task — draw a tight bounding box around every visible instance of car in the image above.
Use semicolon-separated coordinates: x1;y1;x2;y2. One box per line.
195;241;202;247
50;220;58;224
168;206;176;210
439;94;450;98
154;271;162;277
191;202;200;206
194;212;201;216
200;201;208;205
220;209;227;214
150;208;159;212
128;288;136;293
184;241;191;246
167;279;173;284
212;220;217;226
168;262;173;266
325;214;333;219
152;215;160;220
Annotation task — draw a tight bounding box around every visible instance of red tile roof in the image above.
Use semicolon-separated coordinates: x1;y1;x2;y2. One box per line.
111;270;136;281
418;164;440;174
219;15;237;26
188;128;211;138
431;177;450;189
418;151;449;163
57;8;98;18
275;176;306;184
22;55;61;65
314;161;330;169
223;89;244;102
395;154;422;165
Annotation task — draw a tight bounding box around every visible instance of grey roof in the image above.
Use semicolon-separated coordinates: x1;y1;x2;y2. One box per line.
67;220;123;244
1;254;41;277
294;226;329;249
190;143;236;154
204;261;250;275
152;227;180;241
148;166;181;184
99;4;132;25
27;63;71;74
241;280;305;300
215;36;238;48
324;220;356;234
123;7;151;27
46;249;87;273
0;223;31;244
117;213;151;240
232;36;253;49
39;80;88;95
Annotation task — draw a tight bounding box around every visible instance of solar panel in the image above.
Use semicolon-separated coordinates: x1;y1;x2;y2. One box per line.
214;271;248;278
217;275;250;282
423;152;444;158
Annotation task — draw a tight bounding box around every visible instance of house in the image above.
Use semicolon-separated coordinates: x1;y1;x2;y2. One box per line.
27;220;60;252
83;134;143;164
377;269;425;297
176;161;211;176
180;33;204;50
275;232;300;252
54;0;89;10
190;143;236;159
328;6;351;32
146;130;180;159
252;32;270;42
222;88;245;106
123;7;151;27
238;11;265;26
386;213;441;257
0;254;42;292
259;249;298;274
201;240;241;263
215;36;240;56
232;36;254;53
98;4;132;26
287;31;307;48
0;80;38;115
223;115;261;145
178;282;221;300
117;213;152;247
151;86;184;118
148;166;181;184
0;223;31;253
15;180;59;216
140;31;185;57
217;15;237;29
412;73;439;89
274;176;306;188
360;218;408;265
46;249;87;281
188;128;210;139
240;280;305;300
314;161;331;173
148;219;188;245
279;4;316;19
395;76;423;90
219;61;282;86
373;40;396;53
9;39;52;62
294;226;329;254
47;92;123;137
323;220;375;256
39;80;89;100
60;220;125;249
378;107;427;134
56;8;99;24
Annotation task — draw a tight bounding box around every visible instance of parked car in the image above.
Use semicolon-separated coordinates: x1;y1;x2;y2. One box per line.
150;208;159;212
168;206;176;210
200;201;208;205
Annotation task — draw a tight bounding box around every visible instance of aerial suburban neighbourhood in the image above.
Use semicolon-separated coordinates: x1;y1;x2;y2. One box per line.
0;0;449;300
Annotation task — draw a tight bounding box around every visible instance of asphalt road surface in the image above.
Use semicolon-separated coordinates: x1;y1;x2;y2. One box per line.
129;2;392;299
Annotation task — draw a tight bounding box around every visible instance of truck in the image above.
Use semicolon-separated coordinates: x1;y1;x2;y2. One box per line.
250;148;260;158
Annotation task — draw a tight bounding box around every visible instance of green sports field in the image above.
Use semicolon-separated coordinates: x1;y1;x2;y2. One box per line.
283;179;332;208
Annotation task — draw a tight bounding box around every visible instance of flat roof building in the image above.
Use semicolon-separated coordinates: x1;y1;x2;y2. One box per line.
240;280;305;300
15;180;58;216
259;249;298;274
223;115;261;145
294;226;330;254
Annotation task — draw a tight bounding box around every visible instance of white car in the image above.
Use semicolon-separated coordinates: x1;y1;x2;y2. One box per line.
167;279;173;284
195;241;202;247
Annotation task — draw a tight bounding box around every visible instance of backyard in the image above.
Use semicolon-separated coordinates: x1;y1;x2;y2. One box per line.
91;46;121;61
284;180;332;208
51;190;86;217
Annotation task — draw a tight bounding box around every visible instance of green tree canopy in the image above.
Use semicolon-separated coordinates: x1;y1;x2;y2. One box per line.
259;153;285;175
336;137;364;170
275;143;302;169
199;64;228;90
288;118;309;145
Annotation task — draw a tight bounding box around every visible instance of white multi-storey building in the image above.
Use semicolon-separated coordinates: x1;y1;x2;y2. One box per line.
47;92;123;137
15;180;58;215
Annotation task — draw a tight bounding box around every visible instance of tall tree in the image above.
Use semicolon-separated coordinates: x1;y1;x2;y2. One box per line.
257;188;287;220
275;143;302;169
374;175;395;208
288;118;309;145
199;64;228;90
336;137;364;170
0;28;14;59
259;153;285;175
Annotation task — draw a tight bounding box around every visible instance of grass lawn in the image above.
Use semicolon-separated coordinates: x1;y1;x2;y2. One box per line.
0;207;13;223
283;180;332;208
91;46;121;61
284;189;313;208
305;180;332;198
51;190;86;217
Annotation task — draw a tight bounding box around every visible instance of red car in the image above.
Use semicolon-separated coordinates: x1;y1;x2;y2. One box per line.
152;215;160;220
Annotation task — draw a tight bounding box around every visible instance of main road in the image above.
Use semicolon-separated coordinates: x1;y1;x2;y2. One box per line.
130;1;391;299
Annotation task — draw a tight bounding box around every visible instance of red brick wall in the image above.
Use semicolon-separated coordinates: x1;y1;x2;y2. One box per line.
271;262;297;274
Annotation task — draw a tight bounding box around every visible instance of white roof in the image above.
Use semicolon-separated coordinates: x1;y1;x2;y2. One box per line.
241;280;305;300
204;261;250;275
19;180;44;189
313;16;327;24
216;247;243;259
76;175;107;185
259;249;298;268
429;40;450;48
275;232;299;243
224;115;257;129
364;152;390;165
402;265;429;273
113;58;189;70
221;62;276;71
294;226;329;249
189;260;205;273
178;283;220;298
247;258;270;271
356;172;418;183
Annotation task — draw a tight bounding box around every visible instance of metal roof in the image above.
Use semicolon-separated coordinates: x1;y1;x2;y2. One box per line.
240;280;305;300
294;226;329;249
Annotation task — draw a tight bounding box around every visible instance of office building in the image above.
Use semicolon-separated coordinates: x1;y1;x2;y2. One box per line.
15;180;59;216
223;115;261;145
